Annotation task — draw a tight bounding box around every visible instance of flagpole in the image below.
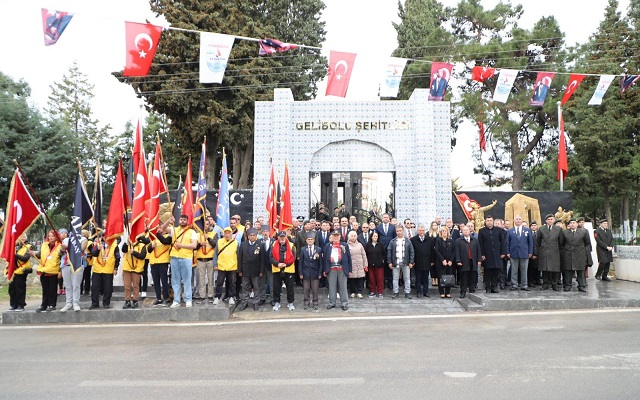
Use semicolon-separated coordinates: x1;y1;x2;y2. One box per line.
157;134;172;205
92;160;99;232
557;101;564;192
12;159;60;242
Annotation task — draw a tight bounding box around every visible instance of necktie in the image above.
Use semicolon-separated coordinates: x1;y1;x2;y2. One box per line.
323;232;326;242
364;233;368;242
466;238;472;259
384;224;388;235
309;246;313;257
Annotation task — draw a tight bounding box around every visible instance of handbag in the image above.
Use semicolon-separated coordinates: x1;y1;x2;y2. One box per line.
440;274;455;288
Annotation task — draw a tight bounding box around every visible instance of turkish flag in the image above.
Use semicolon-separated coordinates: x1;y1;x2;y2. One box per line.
454;192;476;221
477;121;486;151
0;171;41;281
130;149;150;239
182;158;195;225
326;50;357;97
106;159;130;245
124;22;163;77
147;139;167;233
471;66;495;82
278;163;293;231
561;74;586;105
558;111;568;181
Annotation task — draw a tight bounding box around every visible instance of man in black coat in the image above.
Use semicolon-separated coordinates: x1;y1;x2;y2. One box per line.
560;219;593;292
536;214;563;291
411;224;435;297
237;229;265;311
357;223;372;248
594;219;614;281
299;232;323;310
454;226;482;298
376;213;396;289
527;221;540;286
477;215;506;293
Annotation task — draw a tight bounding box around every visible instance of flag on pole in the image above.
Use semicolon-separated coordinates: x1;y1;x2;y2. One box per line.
147;139;167;233
266;163;277;236
428;62;454;101
123;22;163;77
278;162;293;231
258;38;297;56
93;161;103;230
492;69;519;103
194;140;207;233
105;158;130;245
41;9;73;46
379;57;408;98
130;148;150;240
588;75;615;105
561;74;586;105
529;72;555;106
68;169;94;272
621;75;640;93
216;151;230;229
558;111;568;181
453;192;476;221
326;50;357;97
172;177;184;227
0;171;41;281
182;157;195;225
199;32;236;84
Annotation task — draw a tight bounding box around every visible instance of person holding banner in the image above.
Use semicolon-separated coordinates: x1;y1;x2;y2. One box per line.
6;233;33;312
32;230;63;312
148;224;173;305
60;228;88;312
167;215;198;308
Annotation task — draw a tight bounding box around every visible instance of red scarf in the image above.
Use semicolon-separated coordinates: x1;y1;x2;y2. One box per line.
272;239;295;265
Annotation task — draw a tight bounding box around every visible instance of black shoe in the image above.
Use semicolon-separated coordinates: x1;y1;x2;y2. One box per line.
552;286;559;291
405;293;412;299
238;303;248;311
123;301;131;309
424;293;431;298
303;305;309;310
578;287;587;292
153;299;163;305
486;289;490;293
258;300;266;306
499;284;505;290
602;277;611;282
271;300;276;306
510;287;518;291
460;292;466;299
595;275;601;280
89;305;100;310
540;285;549;290
521;287;531;291
253;304;259;311
491;289;499;293
131;301;139;309
417;293;422;298
326;304;335;309
46;306;55;312
36;306;47;312
469;289;475;293
563;287;571;292
313;306;319;311
341;305;348;311
391;293;399;299
103;304;111;309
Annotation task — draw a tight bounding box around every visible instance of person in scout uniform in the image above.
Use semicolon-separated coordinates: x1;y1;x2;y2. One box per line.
165;214;198;309
195;218;217;304
269;231;297;312
121;234;148;309
148;224;173;305
6;233;33;312
32;230;63;312
212;227;239;306
89;232;120;309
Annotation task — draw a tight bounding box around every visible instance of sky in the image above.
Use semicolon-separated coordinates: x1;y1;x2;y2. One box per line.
0;0;631;190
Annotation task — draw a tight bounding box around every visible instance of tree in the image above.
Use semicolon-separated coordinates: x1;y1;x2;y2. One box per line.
116;0;327;189
0;71;75;219
565;0;639;231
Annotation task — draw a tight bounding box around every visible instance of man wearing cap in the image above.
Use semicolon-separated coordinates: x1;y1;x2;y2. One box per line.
212;227;239;305
536;214;563;290
270;231;297;311
527;221;540;287
560;218;593;292
594;219;614;281
165;214;198;308
237;228;265;311
300;232;323;310
323;230;352;310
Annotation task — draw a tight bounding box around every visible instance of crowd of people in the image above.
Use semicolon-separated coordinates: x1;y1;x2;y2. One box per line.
4;207;615;314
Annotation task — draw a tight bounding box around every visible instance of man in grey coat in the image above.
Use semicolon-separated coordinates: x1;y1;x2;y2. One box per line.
594;219;614;281
536;214;563;291
560;218;593;292
387;225;415;299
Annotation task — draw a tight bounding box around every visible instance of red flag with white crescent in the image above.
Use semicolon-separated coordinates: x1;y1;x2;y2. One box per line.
278;163;293;231
130;146;150;239
106;159;130;245
454;192;476;221
471;66;495;82
0;171;41;281
326;50;357;98
561;74;586;105
124;22;163;77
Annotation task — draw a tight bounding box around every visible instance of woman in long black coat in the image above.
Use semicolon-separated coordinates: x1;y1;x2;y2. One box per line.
435;227;455;298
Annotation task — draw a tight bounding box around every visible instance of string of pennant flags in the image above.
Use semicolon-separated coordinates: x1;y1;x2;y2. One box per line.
42;8;640;105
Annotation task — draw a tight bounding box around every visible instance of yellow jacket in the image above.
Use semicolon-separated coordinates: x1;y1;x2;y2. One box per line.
171;227;196;259
148;233;172;264
216;238;238;271
38;241;62;275
92;241;119;274
12;243;32;275
196;230;217;259
122;241;146;273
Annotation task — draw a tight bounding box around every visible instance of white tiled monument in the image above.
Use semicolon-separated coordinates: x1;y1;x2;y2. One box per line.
253;88;452;225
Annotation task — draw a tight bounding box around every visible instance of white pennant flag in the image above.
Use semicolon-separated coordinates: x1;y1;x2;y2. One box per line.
492;69;519;103
199;32;235;84
379;57;408;98
588;75;615;105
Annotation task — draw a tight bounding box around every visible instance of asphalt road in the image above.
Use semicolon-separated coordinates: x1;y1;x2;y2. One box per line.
1;309;640;399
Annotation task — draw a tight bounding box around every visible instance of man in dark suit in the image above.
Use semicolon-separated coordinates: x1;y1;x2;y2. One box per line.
338;204;350;220
506;215;534;291
478;215;506;293
299;232;323;310
237;229;265;311
411;224;435;297
454;226;481;298
387;226;415;299
315;221;332;250
536;214;562;291
357;223;371;248
528;221;540;286
560;218;593;292
376;213;396;289
594;219;614;281
339;217;350;243
258;228;274;305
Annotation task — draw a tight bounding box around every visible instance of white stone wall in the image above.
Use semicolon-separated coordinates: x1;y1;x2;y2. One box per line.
253;88;452;226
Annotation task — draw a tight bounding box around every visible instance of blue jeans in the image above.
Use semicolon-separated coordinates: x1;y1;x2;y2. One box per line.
170;257;192;303
392;265;411;294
